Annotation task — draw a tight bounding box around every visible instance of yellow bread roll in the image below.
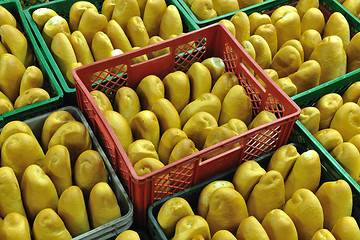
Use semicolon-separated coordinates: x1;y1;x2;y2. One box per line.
213;0;239;16
0;212;31;240
42;16;71;47
271;6;298;23
173;215;211;240
1;133;44;181
219;19;236;37
281;39;304;63
283;188;324;240
0;5;16;28
163;71;190;113
247;170;285;222
235;215;270;240
14;88;50;109
343;0;360;16
230;12;250;43
221;118;248;135
136;74;164;110
349;133;360;152
74;150;108;198
248;34;272;69
211;72;239;103
288;60;320;93
284;149;321;201
255;69;279;89
330;102;360;141
315;180;353;230
41;110;75;150
262;209;298;240
115;230;141;240
33;208;72;240
58;186;90;237
91;31;114;61
51;32;77;79
315;93;343;130
69;1;97;31
0;53;25;103
311;229;336;240
180;93;221;127
346;32;360;73
202;57;226;84
168;138;198;164
130;110;160;150
88;182;121;228
0;167;26;218
331;216;360;240
249;12;272;35
323;12;350;49
342;81;360;103
299;106;320;134
43;145;72;196
267;144;300;180
183;111;218;150
198;180;234;218
272;10;301;49
314;128;343;152
151;98;181;134
330;142;360;180
105;20;132;53
126;16;149;48
114;87;140;123
104;110;133;152
255;23;278;58
112;0;140;30
274;77;297;97
101;0;116;21
212;230;236;240
191;0;217;21
143;0;167;37
241;40;256;75
206;187;248;235
238;0;263;9
21;164;58;222
0;120;35;149
0;98;12;115
157;197;194;238
309;35;346;85
90;90;113;113
158;128;187;165
219;85;252;125
127;139;159;165
301;8;325;34
133;157;164;176
65;62;82;87
159;5;183;40
232;160;266;200
248;110;277;129
271;45;301;78
78;8;108;45
187;62;212;102
147;36;170;59
296;0;319;18
20;66;44;95
69;30;95;66
300;29;322;61
48;121;92;163
203;126;237;158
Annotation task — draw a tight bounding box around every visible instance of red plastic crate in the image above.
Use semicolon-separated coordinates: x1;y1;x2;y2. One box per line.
73;23;300;224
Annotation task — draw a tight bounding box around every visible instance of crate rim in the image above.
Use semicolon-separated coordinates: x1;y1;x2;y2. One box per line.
73;22;301;183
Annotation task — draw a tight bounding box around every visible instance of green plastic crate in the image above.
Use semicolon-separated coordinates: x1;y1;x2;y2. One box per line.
148;142;360;239
23;0;199;105
18;0;54;9
0;0;63;127
177;0;360;30
289;69;360;207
